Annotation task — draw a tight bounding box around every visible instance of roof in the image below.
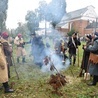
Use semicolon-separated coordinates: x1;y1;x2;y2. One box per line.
61;5;95;21
57;7;88;27
63;9;86;21
57;5;96;27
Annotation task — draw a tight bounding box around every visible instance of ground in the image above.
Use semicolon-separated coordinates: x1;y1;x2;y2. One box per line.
0;43;98;98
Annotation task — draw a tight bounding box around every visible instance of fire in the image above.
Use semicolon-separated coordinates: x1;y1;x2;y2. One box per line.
49;73;67;96
43;56;68;95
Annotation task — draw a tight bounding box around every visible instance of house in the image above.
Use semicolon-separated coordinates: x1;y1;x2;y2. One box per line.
57;5;98;36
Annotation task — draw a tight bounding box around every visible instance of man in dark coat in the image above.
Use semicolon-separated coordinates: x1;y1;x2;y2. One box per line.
79;34;93;77
27;33;46;67
85;32;98;86
67;32;81;65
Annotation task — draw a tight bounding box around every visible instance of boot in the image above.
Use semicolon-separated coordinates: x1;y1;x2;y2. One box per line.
88;75;97;86
73;58;76;65
3;82;14;93
8;65;10;78
79;69;83;77
0;85;3;90
96;76;98;82
22;57;26;63
87;81;96;86
69;58;72;65
17;57;19;63
69;54;72;65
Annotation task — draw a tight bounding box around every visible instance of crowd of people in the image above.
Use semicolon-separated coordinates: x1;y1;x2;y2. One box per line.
80;32;98;86
1;31;98;94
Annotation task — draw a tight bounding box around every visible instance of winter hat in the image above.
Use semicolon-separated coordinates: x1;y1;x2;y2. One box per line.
30;33;36;36
94;32;98;36
86;35;92;40
18;33;22;37
72;32;77;36
1;32;9;38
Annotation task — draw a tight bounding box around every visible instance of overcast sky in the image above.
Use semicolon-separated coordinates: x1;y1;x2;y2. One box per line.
6;0;98;29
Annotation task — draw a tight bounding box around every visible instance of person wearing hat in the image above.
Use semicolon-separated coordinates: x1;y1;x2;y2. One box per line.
1;32;9;39
26;33;36;56
14;33;26;63
1;32;13;78
84;32;98;86
0;32;14;93
67;32;81;65
79;34;93;77
27;33;46;67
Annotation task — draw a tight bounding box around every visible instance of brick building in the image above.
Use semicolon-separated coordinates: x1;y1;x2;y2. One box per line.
57;5;98;36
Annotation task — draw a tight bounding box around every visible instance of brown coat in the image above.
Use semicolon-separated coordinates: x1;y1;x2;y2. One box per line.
0;42;8;83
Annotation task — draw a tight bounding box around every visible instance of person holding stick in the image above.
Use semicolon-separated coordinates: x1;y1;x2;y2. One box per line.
0;32;14;93
1;32;13;78
84;32;98;86
79;34;93;77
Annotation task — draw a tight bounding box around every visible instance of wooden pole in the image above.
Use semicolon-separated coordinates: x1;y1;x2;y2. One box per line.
78;47;79;67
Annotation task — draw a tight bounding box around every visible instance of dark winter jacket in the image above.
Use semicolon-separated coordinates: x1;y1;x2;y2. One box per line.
87;37;98;75
67;37;81;55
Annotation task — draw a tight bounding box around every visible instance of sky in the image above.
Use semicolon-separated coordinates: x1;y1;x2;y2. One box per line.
6;0;98;29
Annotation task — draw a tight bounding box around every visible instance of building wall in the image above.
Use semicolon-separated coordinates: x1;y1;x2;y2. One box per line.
84;29;94;35
58;6;98;37
59;20;96;36
71;20;89;36
84;28;98;35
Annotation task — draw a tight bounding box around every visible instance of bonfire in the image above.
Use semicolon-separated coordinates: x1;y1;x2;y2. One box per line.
43;56;67;96
49;73;67;96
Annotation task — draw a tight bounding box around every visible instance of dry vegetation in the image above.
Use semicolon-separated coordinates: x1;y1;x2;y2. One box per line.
0;43;98;98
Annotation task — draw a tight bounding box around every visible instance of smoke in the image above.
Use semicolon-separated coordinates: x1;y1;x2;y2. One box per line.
26;27;70;74
46;0;66;24
14;0;68;77
12;25;70;81
30;35;46;66
41;45;70;73
40;28;70;73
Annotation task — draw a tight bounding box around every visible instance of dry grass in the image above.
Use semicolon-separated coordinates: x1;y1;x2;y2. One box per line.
0;42;98;98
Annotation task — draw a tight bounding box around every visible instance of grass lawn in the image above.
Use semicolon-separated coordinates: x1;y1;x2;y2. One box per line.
0;42;98;98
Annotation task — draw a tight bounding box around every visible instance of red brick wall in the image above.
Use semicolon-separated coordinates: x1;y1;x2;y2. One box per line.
84;28;98;35
71;20;89;36
57;20;98;36
58;20;93;36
